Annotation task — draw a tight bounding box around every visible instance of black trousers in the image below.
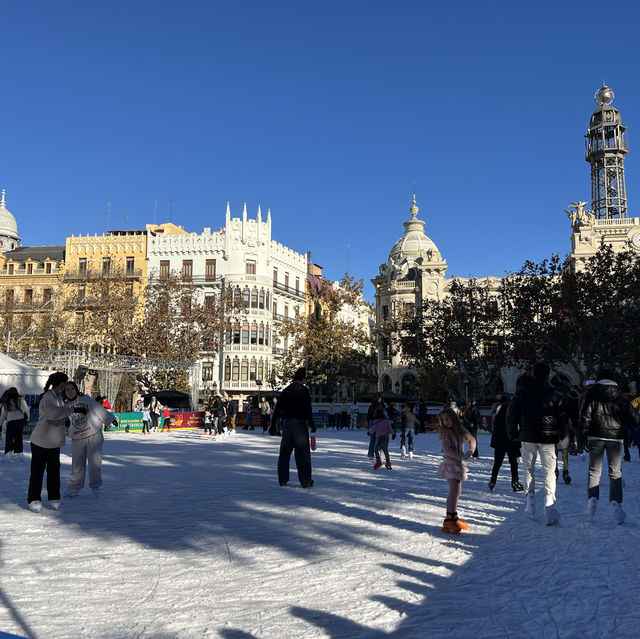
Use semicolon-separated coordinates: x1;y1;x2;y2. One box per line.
5;418;25;454
491;445;519;482
277;418;312;486
28;443;61;503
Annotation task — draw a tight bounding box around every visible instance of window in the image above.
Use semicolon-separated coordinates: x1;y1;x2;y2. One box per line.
241;322;249;345
284;272;289;289
258;359;264;381
265;324;269;346
205;259;216;281
27;263;33;275
284;305;289;319
126;256;135;274
241;359;249;381
125;283;134;298
246;259;256;275
243;287;250;308
24;289;33;304
224;358;231;381
204;294;215;309
232;358;239;381
8;264;14;275
258;289;265;309
258;323;264;345
273;301;277;318
250;359;257;381
250;322;257;345
22;315;31;330
251;288;258;308
295;277;300;295
75;312;85;327
273;267;278;285
202;363;213;382
101;258;111;275
77;284;86;299
43;289;52;303
159;260;170;279
232;323;240;344
45;262;52;274
78;258;87;274
382;305;389;320
6;290;14;304
182;260;193;281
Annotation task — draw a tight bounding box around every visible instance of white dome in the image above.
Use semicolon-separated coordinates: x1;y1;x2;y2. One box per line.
0;190;20;244
388;198;442;266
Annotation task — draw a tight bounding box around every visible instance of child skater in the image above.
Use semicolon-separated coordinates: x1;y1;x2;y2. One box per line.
438;407;476;534
367;407;396;470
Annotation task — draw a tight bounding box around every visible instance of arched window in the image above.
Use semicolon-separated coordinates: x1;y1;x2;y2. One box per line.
241;358;249;381
381;375;392;392
250;322;258;345
241;322;249;345
265;324;270;346
232;358;239;381
234;286;242;306
258;323;264;345
265;291;270;309
224;358;231;381
250;358;257;381
258;359;264;381
243;287;250;308
251;288;258;308
233;323;240;344
258;289;265;309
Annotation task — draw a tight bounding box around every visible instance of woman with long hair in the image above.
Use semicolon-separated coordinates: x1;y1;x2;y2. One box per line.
63;381;115;497
27;372;87;513
0;387;30;460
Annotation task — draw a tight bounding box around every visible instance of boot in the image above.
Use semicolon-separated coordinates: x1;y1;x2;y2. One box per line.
448;511;468;530
512;479;524;492
442;517;461;535
488;478;496;491
562;469;571;484
373;456;382;470
408;451;413;461
385;459;392;470
401;445;407;460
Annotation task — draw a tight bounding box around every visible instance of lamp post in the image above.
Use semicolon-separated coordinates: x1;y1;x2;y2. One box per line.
349;378;356;402
462;376;470;403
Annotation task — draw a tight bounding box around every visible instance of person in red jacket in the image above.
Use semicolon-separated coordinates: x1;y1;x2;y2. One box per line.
161;405;172;431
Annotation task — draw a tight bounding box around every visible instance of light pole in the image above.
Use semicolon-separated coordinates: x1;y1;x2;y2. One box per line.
349;378;356;402
463;376;470;403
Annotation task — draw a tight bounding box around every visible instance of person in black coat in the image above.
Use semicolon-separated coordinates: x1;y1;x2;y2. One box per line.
579;369;640;524
460;398;481;458
489;394;522;492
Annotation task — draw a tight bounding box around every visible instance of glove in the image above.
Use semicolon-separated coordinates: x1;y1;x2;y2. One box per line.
73;405;88;415
462;450;472;461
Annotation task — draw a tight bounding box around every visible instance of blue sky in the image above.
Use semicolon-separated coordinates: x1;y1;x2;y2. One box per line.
2;1;640;300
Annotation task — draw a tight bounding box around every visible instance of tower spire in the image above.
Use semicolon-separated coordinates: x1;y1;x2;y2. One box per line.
0;189;6;208
585;84;629;219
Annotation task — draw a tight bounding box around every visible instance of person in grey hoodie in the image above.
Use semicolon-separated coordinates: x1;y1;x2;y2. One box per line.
64;382;115;497
28;372;87;513
579;369;640;524
0;387;30;460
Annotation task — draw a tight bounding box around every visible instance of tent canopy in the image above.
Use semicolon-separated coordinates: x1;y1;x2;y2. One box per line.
0;352;51;396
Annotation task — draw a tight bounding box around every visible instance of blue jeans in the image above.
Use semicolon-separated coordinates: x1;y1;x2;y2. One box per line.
277;418;312;486
400;428;414;453
588;438;623;502
367;428;376;458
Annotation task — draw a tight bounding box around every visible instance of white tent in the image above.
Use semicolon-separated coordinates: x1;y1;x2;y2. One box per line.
0;352;50;397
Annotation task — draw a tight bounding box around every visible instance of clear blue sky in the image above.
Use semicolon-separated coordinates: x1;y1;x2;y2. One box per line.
2;1;640;300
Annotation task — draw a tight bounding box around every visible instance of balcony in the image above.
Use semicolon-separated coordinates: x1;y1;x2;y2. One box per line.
273;281;305;299
64;268;144;281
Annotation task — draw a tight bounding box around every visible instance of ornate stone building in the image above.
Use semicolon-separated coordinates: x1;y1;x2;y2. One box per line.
0;190;21;252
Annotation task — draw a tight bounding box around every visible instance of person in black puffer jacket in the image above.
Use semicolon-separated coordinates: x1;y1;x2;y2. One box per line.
579;369;640;524
461;398;481;458
506;362;568;525
489;394;522;492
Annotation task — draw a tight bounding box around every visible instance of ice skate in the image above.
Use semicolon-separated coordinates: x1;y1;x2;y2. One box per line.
525;492;536;519
408;451;413;461
28;500;42;513
544;505;559;526
512;480;524;492
562;470;571;484
401;445;407;460
586;496;597;519
447;512;468;530
612;500;626;525
385;459;392;470
373;457;383;470
488;478;496;491
442;518;461;535
50;500;61;511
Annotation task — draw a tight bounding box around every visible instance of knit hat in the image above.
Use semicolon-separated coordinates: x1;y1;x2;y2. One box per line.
585;376;596;386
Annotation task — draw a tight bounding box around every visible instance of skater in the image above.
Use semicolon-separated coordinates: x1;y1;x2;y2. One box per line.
366;393;386;460
259;396;271;432
349;400;359;430
579;369;640;524
460;397;481;458
437;407;476;534
270;367;316;488
27;372;87;512
488;394;523;492
161;405;172;431
506;362;568;525
141;404;151;434
400;404;418;460
328;399;336;429
0;387;30;460
149;396;162;432
64;382;115;497
203;400;215;435
368;407;396;470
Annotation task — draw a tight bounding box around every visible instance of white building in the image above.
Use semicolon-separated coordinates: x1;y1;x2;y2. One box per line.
0;190;21;252
146;203;307;403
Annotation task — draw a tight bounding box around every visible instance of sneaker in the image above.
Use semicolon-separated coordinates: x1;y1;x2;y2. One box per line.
50;500;61;511
562;470;571;484
612;500;626;525
442;518;461;535
512;480;524;492
373;459;383;470
488;479;496;491
64;488;80;498
545;505;560;526
586;496;597;519
525;493;536;519
28;500;42;513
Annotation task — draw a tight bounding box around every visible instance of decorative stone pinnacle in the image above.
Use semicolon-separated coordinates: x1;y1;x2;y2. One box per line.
0;189;5;208
409;194;419;218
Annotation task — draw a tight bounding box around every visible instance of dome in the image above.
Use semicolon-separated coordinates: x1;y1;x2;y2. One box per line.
388;197;443;267
0;190;21;247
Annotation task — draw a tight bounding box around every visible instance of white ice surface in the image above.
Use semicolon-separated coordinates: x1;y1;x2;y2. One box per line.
1;430;640;639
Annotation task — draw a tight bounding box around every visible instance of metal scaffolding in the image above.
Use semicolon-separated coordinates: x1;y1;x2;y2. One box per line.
9;350;200;409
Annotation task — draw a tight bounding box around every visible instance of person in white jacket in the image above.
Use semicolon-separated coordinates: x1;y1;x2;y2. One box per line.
28;372;87;513
64;382;115;497
0;387;30;460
